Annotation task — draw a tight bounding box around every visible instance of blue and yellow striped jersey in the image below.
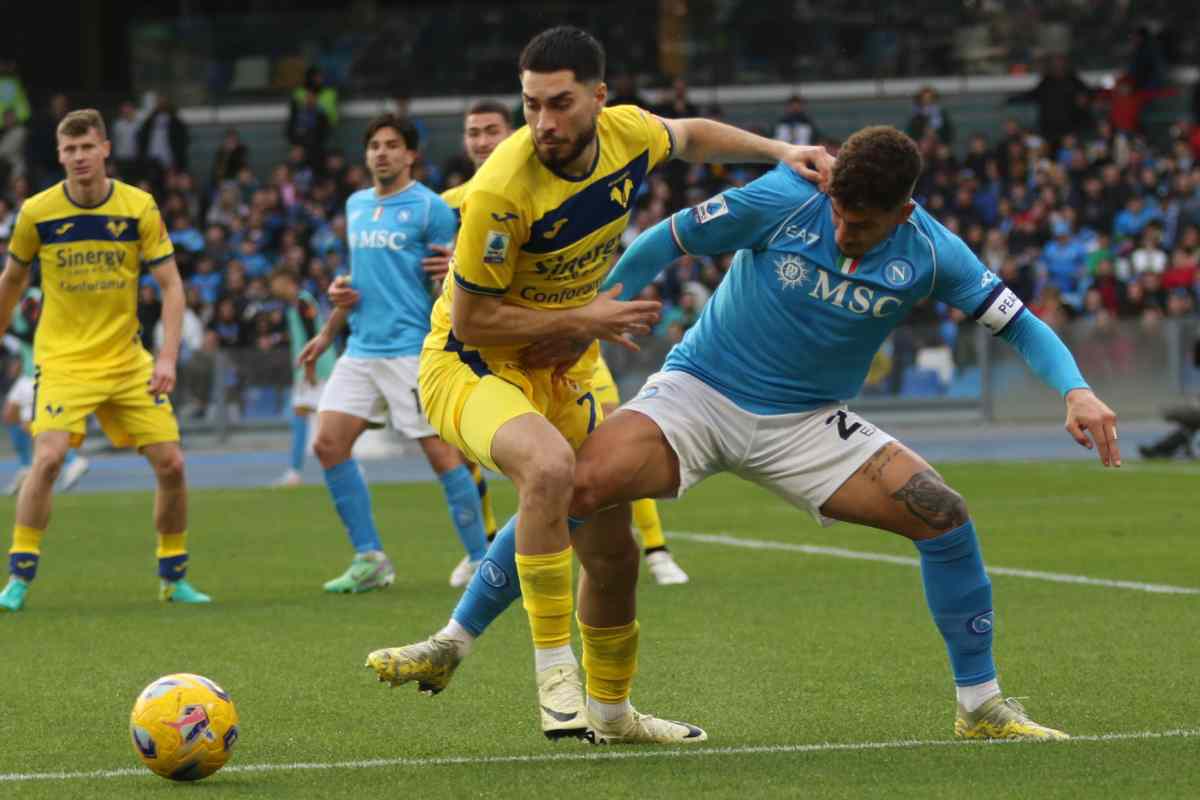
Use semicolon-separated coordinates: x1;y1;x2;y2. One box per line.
8;180;174;375
425;104;673;361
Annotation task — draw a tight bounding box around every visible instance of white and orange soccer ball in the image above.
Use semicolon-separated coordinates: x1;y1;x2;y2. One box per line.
129;673;240;781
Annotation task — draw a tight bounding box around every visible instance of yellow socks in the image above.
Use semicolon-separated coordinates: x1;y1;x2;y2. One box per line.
516;547;574;651
156;531;189;582
9;525;44;582
579;617;639;703
633;499;665;551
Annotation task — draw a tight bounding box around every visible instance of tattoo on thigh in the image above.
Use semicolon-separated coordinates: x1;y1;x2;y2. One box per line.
890;469;968;531
863;442;902;483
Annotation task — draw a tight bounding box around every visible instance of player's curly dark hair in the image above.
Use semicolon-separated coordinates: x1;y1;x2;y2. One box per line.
519;26;605;84
362;113;419;151
829;126;922;211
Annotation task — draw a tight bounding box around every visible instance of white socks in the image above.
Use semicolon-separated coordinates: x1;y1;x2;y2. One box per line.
587;696;632;723
533;645;577;673
437;619;476;656
957;679;1001;712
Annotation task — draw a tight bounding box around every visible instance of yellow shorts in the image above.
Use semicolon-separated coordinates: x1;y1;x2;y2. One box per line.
419;342;605;474
591;353;621;409
30;361;181;450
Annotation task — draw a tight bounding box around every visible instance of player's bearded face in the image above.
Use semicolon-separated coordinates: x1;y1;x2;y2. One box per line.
522;71;604;173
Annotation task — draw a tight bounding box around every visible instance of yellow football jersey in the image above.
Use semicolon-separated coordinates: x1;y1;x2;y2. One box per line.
440;179;471;214
425;104;673;362
8;180;174;375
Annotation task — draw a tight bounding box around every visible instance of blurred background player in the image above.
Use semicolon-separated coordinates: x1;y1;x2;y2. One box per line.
298;113;489;594
0;109;209;611
438;97;687;585
269;266;336;487
3;286;90;495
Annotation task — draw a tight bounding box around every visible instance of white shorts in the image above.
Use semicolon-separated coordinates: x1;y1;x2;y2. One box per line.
317;355;435;439
291;377;327;411
623;370;894;526
5;376;34;423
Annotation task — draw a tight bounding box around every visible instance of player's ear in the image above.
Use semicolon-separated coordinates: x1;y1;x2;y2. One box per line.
594;81;608;107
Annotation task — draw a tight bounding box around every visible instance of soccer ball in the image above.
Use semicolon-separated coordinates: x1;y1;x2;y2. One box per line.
129;673;240;781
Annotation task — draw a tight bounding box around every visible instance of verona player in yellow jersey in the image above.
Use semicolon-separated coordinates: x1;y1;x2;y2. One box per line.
0;109;210;612
367;26;831;743
432;99;516;588
436;98;688;585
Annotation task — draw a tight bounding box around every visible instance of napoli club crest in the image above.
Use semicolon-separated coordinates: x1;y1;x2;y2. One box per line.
882;259;915;288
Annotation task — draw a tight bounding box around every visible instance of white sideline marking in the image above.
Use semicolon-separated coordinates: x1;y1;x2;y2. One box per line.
667;531;1200;596
2;728;1197;783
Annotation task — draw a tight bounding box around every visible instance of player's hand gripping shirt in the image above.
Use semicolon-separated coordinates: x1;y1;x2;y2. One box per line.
664;164;1026;414
8;180;174;375
344;183;458;358
425;105;674;362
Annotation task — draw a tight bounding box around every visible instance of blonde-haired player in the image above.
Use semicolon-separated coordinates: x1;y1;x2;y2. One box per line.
434;97;687;585
0;109;209;611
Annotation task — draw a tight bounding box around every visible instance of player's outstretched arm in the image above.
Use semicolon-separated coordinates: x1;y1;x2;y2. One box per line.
662;116;834;187
0;258;30;337
997;311;1120;467
452;286;660;351
602;219;682;301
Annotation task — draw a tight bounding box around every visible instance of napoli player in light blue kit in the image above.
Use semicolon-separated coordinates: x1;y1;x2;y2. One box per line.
298;114;489;594
373;127;1121;742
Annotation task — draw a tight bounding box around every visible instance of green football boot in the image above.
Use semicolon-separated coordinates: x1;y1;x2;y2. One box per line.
323;552;395;594
0;577;29;612
160;578;212;604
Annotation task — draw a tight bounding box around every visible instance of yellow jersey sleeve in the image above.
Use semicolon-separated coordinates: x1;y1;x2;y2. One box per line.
611;105;675;171
138;200;174;267
8;205;40;266
450;189;528;298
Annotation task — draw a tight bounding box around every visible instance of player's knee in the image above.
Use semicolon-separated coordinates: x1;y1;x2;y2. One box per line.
31;449;67;483
153;449;186;486
518;443;575;502
312;432;348;467
926;481;970;533
570;460;610;519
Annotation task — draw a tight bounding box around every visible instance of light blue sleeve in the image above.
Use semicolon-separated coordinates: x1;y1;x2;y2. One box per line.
602;219;681;301
669;163;818;256
997;312;1089;397
426;195;458;249
922;213;1089;396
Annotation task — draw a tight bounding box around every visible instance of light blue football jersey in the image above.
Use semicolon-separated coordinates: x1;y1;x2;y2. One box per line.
663;164;1025;414
344;183;458;358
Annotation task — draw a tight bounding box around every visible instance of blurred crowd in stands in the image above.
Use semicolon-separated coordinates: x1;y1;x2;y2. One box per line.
0;47;1198;416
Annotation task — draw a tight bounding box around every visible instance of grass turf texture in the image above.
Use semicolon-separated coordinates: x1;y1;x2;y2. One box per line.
1;461;1196;798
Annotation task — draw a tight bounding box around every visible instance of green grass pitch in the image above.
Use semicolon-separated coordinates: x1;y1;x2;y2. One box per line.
1;461;1197;798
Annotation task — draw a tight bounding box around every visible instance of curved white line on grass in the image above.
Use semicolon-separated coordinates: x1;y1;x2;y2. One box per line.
5;727;1200;783
1;728;1197;783
668;531;1200;596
